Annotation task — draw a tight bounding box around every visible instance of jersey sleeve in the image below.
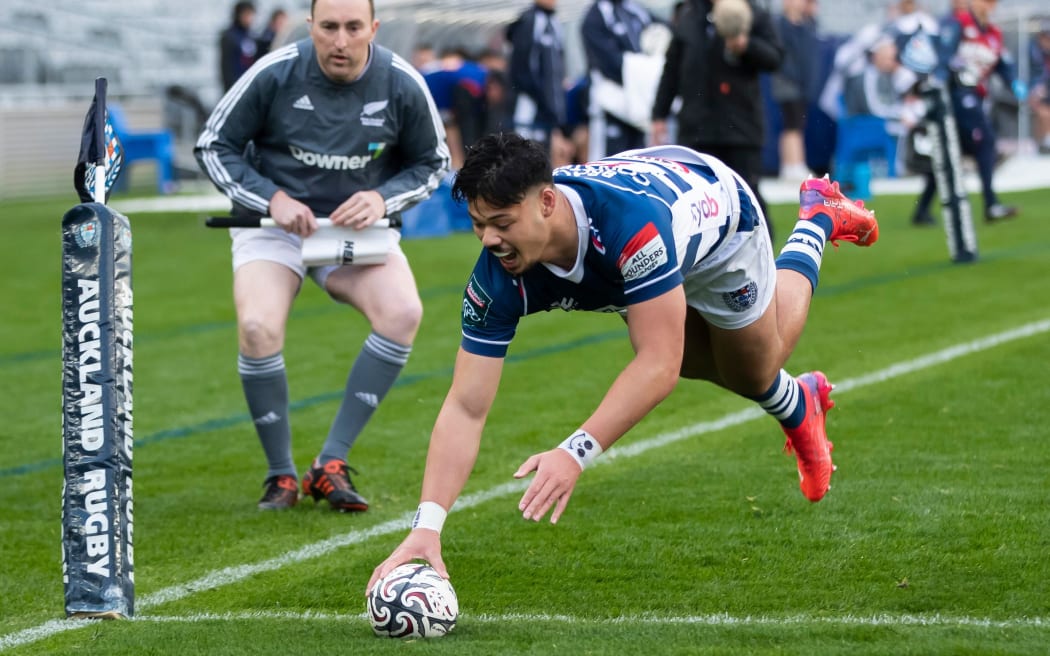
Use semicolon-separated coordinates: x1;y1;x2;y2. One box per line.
375;56;451;215
195;48;294;214
459;254;525;359
587;183;684;304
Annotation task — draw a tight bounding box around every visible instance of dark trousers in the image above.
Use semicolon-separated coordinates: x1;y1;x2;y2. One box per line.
951;88;1000;211
914;88;1001;218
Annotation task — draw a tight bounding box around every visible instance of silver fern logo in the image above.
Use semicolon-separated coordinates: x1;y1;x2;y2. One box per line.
360;100;388;126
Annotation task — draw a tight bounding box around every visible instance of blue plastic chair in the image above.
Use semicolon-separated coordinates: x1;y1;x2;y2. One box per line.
107;103;176;194
833;113;897;200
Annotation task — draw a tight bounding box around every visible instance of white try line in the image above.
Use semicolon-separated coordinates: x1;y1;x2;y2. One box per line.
133;610;1050;630
3;317;1049;652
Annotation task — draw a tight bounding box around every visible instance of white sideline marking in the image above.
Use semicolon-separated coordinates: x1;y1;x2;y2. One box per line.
3;318;1049;652
136;610;1049;629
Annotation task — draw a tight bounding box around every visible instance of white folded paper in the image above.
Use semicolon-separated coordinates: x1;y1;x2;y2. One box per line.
252;218;392;266
300;220;392;266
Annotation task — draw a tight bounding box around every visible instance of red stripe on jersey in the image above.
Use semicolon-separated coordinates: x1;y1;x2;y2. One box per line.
617;222;660;269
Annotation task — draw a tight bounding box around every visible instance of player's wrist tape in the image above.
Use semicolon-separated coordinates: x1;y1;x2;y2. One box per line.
412;501;447;533
558;429;603;470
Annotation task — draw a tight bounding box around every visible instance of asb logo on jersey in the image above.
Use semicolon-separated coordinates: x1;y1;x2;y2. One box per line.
617;222;668;282
463;275;492;327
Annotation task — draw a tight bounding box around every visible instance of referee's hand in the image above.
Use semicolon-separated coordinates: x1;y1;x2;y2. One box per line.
331;190;386;229
269;190;319;237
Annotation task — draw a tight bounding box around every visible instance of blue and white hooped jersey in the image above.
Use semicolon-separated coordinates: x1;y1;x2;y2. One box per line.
460;146;760;358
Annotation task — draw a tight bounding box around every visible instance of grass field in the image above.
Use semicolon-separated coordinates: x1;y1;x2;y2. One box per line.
1;185;1049;655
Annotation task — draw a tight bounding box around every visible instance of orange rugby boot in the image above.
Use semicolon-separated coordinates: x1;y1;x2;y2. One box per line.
781;371;836;502
798;175;879;247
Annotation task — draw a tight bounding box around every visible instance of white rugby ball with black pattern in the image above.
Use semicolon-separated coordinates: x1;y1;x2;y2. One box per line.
367;563;458;638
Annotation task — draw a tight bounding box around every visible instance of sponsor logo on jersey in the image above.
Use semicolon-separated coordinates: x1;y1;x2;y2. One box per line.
293;94;314;111
587;217;606;254
699;191;720;219
722;281;758;312
548;297;577;311
360;100;389;126
617;222;668;282
289;145;375;170
463;274;492;327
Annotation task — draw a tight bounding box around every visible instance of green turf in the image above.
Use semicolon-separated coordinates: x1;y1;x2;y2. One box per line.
1;186;1048;655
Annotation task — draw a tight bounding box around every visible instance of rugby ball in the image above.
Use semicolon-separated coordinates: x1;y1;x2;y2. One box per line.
367;563;458;638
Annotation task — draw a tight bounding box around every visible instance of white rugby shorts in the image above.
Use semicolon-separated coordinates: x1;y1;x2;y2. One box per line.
230;226;406;289
681;186;775;331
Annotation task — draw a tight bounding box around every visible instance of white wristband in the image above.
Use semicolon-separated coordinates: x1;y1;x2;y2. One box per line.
412;501;448;533
558;429;603;470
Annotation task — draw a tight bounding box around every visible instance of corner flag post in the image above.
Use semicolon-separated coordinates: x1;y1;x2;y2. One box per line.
61;77;135;619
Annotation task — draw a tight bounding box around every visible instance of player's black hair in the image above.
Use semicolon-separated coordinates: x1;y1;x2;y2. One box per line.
451;133;552;209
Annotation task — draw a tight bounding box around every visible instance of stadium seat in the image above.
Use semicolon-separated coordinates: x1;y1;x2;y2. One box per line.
833;113;897;200
107;103;176;195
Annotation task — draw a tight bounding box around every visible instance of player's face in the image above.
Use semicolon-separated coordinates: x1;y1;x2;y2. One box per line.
469;187;553;276
309;0;378;83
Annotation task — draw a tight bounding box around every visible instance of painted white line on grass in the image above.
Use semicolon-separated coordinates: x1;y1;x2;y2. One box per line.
136;610;1050;630
3;317;1049;652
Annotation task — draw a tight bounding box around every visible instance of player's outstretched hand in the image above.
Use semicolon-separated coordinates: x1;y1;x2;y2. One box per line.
331;190;386;229
514;449;581;524
367;529;447;594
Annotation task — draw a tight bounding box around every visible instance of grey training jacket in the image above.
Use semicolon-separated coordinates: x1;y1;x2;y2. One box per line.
196;39;450;221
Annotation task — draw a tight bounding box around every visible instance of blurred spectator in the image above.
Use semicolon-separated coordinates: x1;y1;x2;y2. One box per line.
772;0;820;180
423;47;489;168
412;43;438;72
818;0;935;122
564;76;591;163
934;0;1024;222
818;23;883;121
1030;20;1050;154
220;1;259;91
507;0;572;165
651;0;782;239
887;0;939;39
804;0;819;22
581;0;656;158
841;34;917;136
454;50;512;152
257;8;288;56
483;69;513;139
